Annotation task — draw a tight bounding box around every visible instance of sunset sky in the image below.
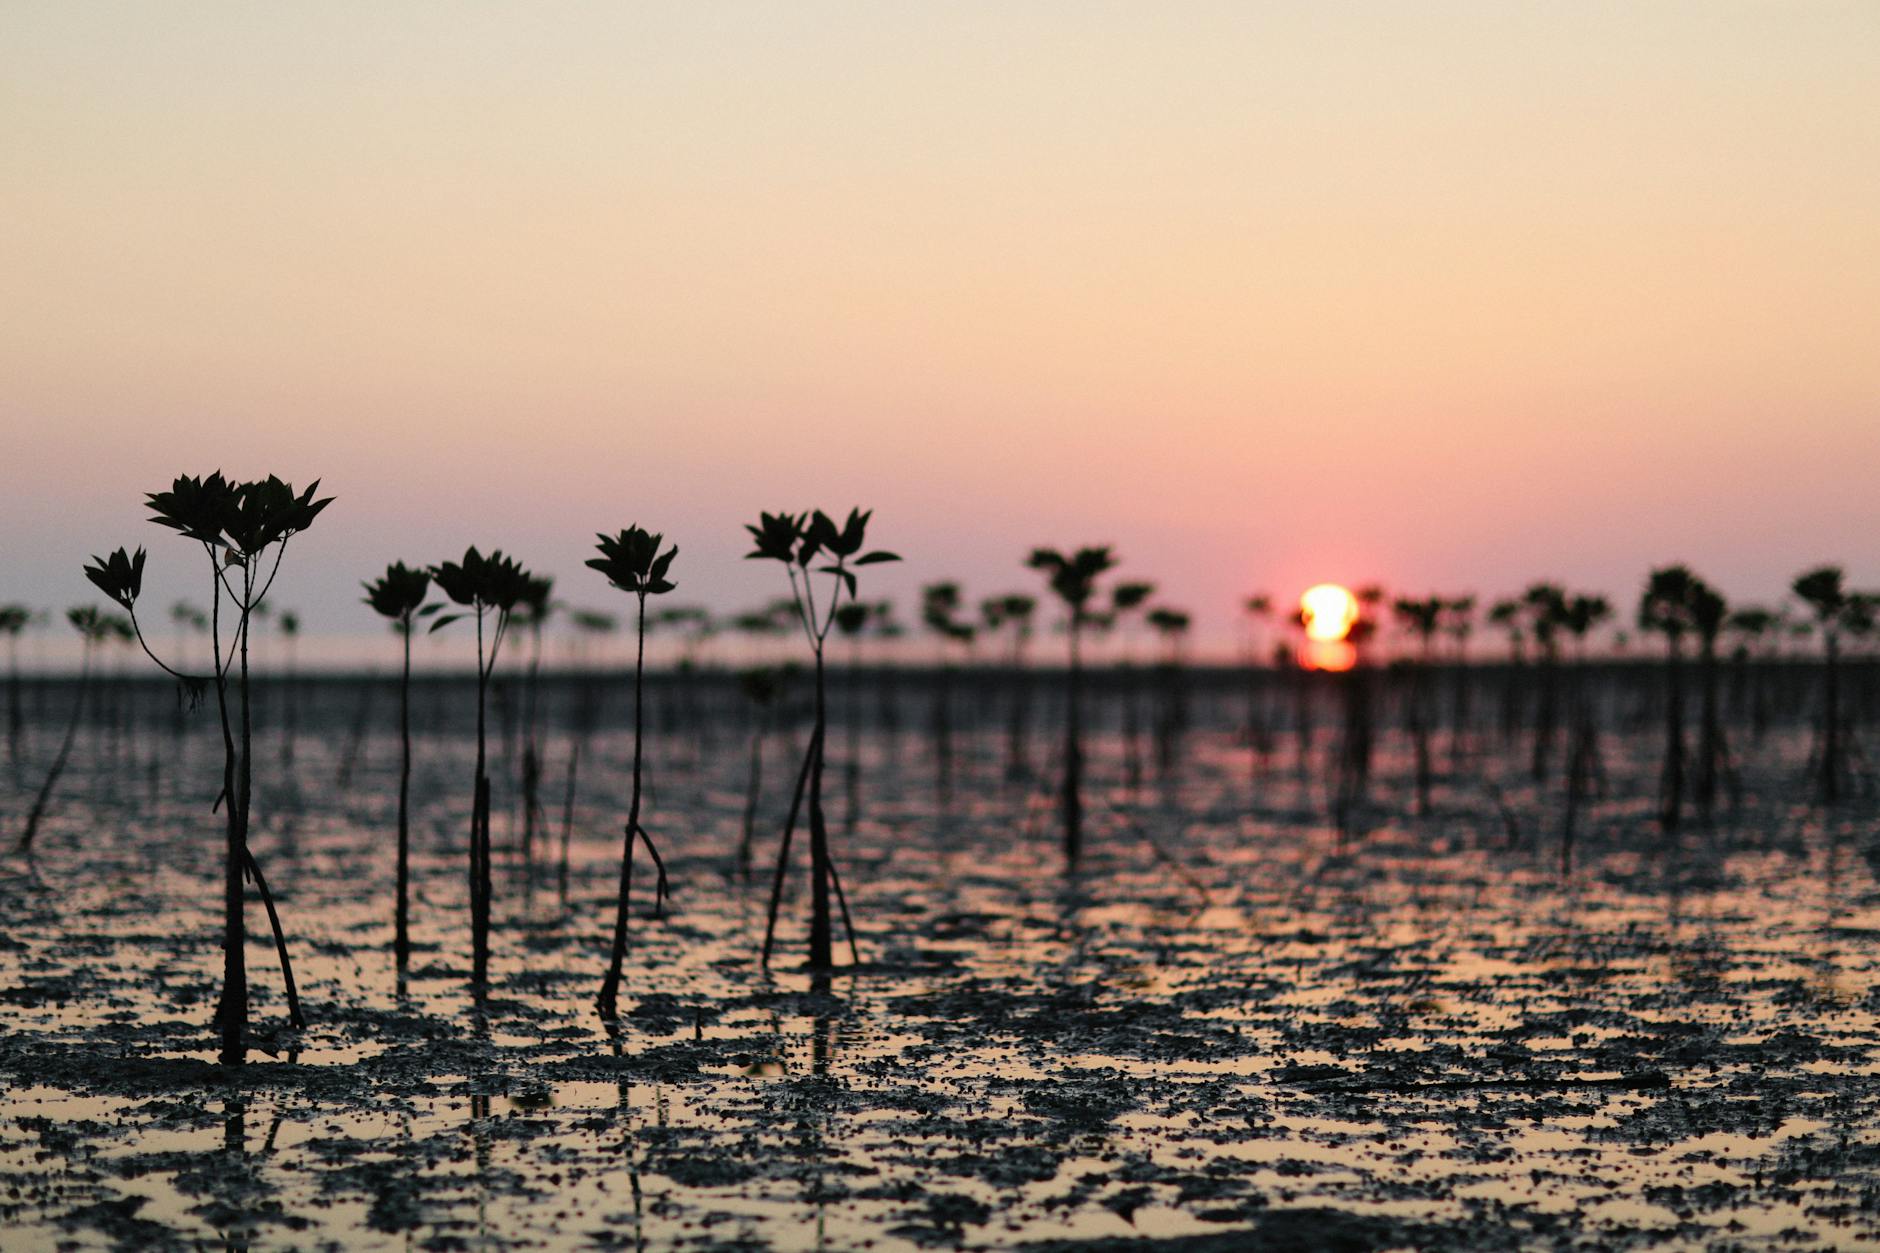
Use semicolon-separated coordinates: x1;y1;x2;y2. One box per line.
4;3;1876;657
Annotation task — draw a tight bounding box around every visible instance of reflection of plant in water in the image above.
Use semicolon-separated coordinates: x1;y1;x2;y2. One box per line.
587;526;677;1018
748;509;899;969
1027;545;1117;868
16;607;123;851
430;546;533;995
363;562;436;970
84;471;331;1064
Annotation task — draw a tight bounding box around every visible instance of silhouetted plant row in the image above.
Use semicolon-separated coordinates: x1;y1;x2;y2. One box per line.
3;468;1871;1067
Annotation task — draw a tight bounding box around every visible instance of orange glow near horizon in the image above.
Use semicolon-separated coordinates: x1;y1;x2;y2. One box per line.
1300;639;1357;672
1300;584;1359;642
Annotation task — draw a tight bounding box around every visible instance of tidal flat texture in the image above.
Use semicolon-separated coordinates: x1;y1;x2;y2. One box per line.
2;682;1878;1250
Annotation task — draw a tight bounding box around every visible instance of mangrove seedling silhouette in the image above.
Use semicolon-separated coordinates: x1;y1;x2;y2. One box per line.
17;607;122;851
1522;583;1568;782
1240;594;1276;777
1726;606;1778;741
748;509;899;969
1027;545;1118;867
1391;596;1445;815
832;600;887;827
1109;581;1155;789
277;609;301;767
1790;566;1877;803
1487;597;1526;745
363;562;438;969
1639;565;1706;832
1688;580;1736;822
920;581;975;803
429;546;533;993
1332;592;1383;835
1442;596;1477;768
1559;593;1611;872
85;471;331;1064
586;526;676;1018
1;604;30;765
733;662;793;879
560;608;618;897
514;575;555;868
1145;605;1190;779
983;593;1038;780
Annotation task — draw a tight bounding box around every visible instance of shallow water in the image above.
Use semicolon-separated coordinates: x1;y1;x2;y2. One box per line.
3;690;1879;1250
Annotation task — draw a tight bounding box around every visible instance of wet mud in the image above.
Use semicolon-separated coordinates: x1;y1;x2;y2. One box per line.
3;696;1878;1249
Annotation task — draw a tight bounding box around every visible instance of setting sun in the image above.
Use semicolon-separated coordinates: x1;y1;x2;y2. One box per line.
1300;583;1360;642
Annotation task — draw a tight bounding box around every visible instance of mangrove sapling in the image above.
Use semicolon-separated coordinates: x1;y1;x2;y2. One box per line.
1145;606;1190;782
873;600;908;741
1487;598;1526;747
1286;609;1313;774
1332;604;1380;838
16;608;117;851
1792;567;1865;804
168;601;208;758
833;601;873;828
1443;596;1476;770
1391;596;1445;816
429;546;533;994
514;576;555;869
1726;608;1777;743
983;594;1038;781
1107;582;1155;790
278;610;300;768
86;471;332;1064
748;509;900;969
587;526;677;1018
1559;594;1611;873
921;582;974;805
1;604;29;769
1523;583;1568;783
559;609;617;900
1689;582;1736;822
734;665;791;880
332;669;378;791
656;605;717;763
363;562;437;969
1241;594;1275;780
1027;546;1118;868
1639;566;1704;833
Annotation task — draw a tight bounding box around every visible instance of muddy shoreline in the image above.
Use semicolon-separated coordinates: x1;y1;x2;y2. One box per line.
3;703;1878;1249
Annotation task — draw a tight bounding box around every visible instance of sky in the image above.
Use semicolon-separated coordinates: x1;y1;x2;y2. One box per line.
3;2;1877;661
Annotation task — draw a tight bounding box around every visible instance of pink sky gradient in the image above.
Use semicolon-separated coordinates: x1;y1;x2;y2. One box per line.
4;4;1876;656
